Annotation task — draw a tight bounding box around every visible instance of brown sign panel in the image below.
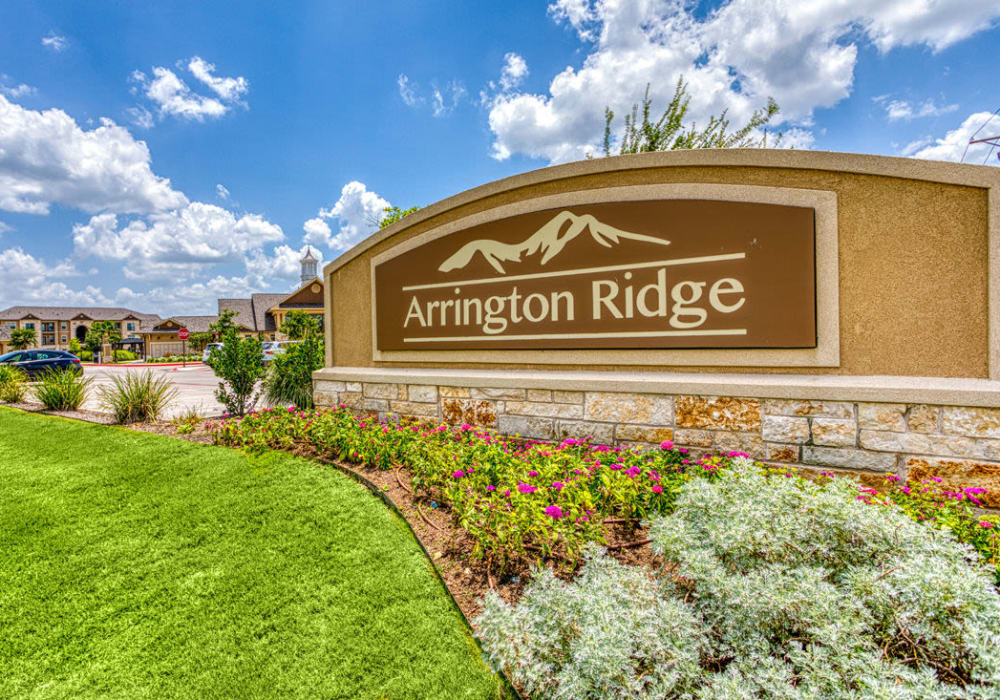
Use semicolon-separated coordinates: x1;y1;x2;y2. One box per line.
374;200;816;351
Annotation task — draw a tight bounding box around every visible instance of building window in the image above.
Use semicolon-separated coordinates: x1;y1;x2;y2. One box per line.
127;322;135;332
42;322;55;332
42;334;55;346
5;322;13;329
24;322;34;330
61;336;67;343
61;322;67;329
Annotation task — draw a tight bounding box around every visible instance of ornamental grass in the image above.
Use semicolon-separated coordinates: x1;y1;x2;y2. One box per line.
34;367;91;410
0;364;28;403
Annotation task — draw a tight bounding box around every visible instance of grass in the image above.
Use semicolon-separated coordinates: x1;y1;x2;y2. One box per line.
0;408;504;699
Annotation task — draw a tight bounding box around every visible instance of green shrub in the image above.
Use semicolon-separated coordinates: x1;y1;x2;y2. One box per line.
77;350;92;361
0;365;29;403
207;332;264;417
477;460;1000;698
34;367;91;410
264;335;323;409
98;370;178;423
111;349;138;361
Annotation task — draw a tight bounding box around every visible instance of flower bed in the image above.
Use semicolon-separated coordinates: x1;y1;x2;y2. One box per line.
208;405;1000;580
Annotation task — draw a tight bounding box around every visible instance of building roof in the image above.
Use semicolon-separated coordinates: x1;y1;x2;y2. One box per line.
0;306;161;323
217;298;255;329
0;326;10;341
147;315;218;334
251;294;286;332
301;247;318;263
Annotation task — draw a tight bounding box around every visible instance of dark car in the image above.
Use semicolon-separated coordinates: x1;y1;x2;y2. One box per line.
0;349;83;378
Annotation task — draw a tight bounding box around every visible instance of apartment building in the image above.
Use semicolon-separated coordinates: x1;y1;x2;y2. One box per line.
0;306;161;353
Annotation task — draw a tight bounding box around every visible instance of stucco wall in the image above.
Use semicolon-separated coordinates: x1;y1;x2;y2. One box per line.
323;150;999;380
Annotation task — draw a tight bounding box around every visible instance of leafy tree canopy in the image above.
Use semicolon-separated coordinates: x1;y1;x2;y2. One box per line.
279;310;321;341
209;309;240;340
10;328;36;350
84;320;121;358
602;77;781;156
379;205;420;229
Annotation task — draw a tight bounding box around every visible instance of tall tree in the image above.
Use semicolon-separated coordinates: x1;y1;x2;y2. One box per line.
602;78;781;156
279;310;320;340
209;310;239;340
85;321;121;362
9;328;36;350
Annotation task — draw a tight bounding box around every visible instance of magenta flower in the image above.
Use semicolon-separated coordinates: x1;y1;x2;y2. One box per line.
652;484;663;494
528;470;539;478
517;483;537;494
980;521;995;528
552;481;565;491
544;505;564;519
486;484;496;492
659;440;674;450
452;470;465;479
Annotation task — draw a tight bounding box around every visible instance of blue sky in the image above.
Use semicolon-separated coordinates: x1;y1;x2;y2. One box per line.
1;1;998;315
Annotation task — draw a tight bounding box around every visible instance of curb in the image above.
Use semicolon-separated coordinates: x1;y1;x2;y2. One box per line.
83;362;205;368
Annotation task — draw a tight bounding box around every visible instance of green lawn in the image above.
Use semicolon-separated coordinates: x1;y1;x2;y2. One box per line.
0;408;503;699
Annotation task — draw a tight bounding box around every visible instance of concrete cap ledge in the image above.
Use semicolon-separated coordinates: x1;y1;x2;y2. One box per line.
313;366;1000;408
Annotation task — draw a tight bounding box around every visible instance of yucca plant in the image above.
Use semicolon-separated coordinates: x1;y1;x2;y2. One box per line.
0;364;29;403
35;367;91;410
98;370;178;424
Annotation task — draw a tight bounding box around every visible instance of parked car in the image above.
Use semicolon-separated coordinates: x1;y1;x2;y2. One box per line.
202;343;224;363
262;340;299;363
0;349;82;378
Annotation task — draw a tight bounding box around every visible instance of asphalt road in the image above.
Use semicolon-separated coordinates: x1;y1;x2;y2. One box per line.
81;364;228;419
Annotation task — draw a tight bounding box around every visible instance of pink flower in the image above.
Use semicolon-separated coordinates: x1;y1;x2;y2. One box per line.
503;489;511;497
980;521;995;528
517;483;537;494
652;484;663;494
452;470;465;479
552;481;565;491
544;505;564;519
660;440;674;450
528;470;539;478
486;484;496;492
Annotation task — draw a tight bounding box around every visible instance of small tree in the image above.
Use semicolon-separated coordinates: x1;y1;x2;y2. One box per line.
264;333;324;409
378;205;420;229
85;321;121;362
9;328;36;350
209;330;265;417
279;310;320;341
209;309;240;340
187;331;212;353
602;77;781;156
68;337;82;355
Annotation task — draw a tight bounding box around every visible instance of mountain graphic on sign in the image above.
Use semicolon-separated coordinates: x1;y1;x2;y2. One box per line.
438;210;671;274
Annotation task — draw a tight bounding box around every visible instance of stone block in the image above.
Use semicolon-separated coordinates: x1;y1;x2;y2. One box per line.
556;420;615;444
363;382;398;399
942;406;1000;439
504;401;584;419
763;399;853;419
766;443;800;463
312;391;336;407
811;418;857;447
615;425;674;444
346;382;361;392
796;466;891;489
860;430;992;460
362;398;389;412
712;431;765;458
673;428;714;447
906;405;939;433
407;384;438;403
339;391;362;409
552;390;585;404
585;392;673;425
857;403;906;432
676;396;759;431
439;386;471;398
526;389;552;402
906;456;1000;508
801;446;895;471
314;380;346;393
761;415;810;444
471;387;526;400
442;399;497;426
498;414;555;440
389;400;440;420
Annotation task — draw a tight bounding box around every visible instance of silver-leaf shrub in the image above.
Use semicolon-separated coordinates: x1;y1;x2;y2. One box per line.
476;459;1000;699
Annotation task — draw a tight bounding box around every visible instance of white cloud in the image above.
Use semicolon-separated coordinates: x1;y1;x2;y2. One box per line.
216;183;231;201
126;106;155;129
878;97;958;122
910;112;1000;165
431;81;466;117
131;58;248;123
72;203;285;281
0;77;35;98
0;94;188;215
41;33;67;52
302;217;332;246
304;181;390;251
0;247;90;307
499;53;529;92
187;57;248;102
246;244;325;286
486;0;1000;163
398;74;420;106
0;221;11;235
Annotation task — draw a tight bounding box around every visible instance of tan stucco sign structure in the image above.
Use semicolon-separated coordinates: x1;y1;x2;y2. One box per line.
374;200;816;351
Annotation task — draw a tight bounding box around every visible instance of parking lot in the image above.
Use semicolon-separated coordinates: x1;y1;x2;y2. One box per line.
82;364;228;419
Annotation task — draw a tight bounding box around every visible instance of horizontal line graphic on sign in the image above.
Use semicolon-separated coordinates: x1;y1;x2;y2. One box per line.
400;252;747;292
402;328;748;343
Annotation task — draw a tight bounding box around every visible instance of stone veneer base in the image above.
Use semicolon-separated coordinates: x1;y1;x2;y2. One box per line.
313;367;1000;507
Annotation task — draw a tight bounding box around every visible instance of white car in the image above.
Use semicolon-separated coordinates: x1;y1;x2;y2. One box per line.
202;342;224;363
262;340;298;362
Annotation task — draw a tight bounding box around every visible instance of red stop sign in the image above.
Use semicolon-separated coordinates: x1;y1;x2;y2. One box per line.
178;328;190;340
